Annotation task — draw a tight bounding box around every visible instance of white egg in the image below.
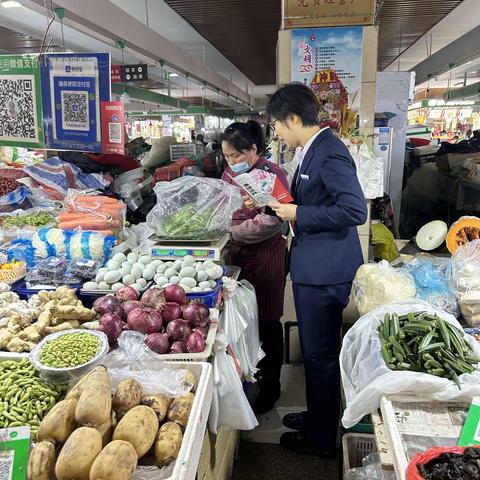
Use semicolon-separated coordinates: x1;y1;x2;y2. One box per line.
123;274;135;286
173;259;183;271
111;282;124;292
112;252;127;263
206;268;218;280
169;276;180;285
214;265;224;279
83;282;98;290
180;267;196;278
191;287;203;293
98;281;110;290
209;280;217;289
180;277;197;288
95;268;107;283
204;260;215;269
127;252;138;264
164;261;174;268
106;259;121;271
180;284;192;293
198;281;211;290
120;266;131;277
104;270;122;284
195;263;206;272
156;264;167;274
164;268;179;279
182;256;196;267
151;260;163;269
196;270;209;283
131;265;143;280
155;276;169;287
142;267;155;281
131;283;142;292
138;255;152;265
203;287;213;292
137;278;147;288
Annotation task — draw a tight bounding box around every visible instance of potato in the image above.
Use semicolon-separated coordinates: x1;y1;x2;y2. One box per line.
113;378;142;419
89;440;138;480
167;393;195;429
55;427;102;480
66;371;92;401
27;441;56;480
112;405;159;458
95;412;115;447
38;398;77;444
140;394;172;422
76;365;112;427
154;422;183;467
183;370;198;392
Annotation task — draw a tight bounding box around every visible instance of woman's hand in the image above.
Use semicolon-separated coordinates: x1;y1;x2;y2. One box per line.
242;195;258;210
269;202;297;221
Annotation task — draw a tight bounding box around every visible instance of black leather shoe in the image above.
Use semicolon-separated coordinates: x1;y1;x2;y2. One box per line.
280;431;338;457
282;411;308;430
252;387;281;415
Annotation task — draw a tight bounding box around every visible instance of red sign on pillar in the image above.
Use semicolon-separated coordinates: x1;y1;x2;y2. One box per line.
111;65;122;83
101;101;125;154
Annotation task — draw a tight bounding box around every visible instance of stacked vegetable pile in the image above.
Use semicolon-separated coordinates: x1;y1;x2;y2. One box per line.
93;283;211;354
0;285;97;353
28;365;197;480
86;252;223;295
0;359;66;439
379;311;479;387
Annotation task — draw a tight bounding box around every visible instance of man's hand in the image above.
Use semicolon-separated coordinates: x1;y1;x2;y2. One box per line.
269;202;297;221
242;195;258;210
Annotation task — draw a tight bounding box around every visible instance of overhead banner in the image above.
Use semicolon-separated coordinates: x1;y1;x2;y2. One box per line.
291;27;363;128
101;101;125;155
0;54;44;148
41;53;111;152
283;0;375;28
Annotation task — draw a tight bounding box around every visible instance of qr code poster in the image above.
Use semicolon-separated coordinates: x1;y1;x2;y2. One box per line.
0;426;30;480
101;101;125;155
0;55;44;148
40;53;111;152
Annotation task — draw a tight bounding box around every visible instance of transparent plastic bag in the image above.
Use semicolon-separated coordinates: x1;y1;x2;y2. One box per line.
103;331;191;397
67;231;116;263
146;177;242;240
403;257;459;317
340;299;480;428
345;453;396;480
351;260;416;316
349;143;384;200
208;332;258;434
29;329;109;383
451;240;480;293
220;278;264;382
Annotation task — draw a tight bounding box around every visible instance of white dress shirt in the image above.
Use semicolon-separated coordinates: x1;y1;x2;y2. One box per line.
297;127;330;172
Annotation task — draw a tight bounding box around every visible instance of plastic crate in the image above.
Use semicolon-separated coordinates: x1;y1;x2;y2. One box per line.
13;281;83;300
186;281;222;308
342;433;377;473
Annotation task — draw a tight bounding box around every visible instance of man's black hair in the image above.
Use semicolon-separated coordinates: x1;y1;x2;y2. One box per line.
266;82;320;127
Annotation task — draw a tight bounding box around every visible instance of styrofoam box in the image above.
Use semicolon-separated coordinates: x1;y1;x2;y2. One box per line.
0;355;213;480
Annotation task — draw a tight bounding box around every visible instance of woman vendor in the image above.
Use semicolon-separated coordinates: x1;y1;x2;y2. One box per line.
221;120;288;414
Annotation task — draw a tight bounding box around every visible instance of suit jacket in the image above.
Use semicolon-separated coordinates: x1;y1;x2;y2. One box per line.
291;128;367;285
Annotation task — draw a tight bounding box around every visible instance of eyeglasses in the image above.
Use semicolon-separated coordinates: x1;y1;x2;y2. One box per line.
268;119;279;131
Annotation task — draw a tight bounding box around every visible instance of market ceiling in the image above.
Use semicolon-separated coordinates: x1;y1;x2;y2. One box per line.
164;0;465;85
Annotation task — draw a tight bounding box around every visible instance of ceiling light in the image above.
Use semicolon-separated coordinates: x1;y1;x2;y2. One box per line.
472;71;478;74
169;73;179;78
1;0;22;7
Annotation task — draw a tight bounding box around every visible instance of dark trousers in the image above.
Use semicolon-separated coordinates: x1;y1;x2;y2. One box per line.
256;320;284;391
292;282;352;450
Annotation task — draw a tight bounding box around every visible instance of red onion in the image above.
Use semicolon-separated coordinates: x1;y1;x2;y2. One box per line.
187;331;206;353
164;284;187;305
145;333;170;354
122;300;143;319
116;286;139;302
182;302;210;327
141;287;166;309
127;308;163;334
99;312;124;345
93;295;123;316
162;302;182;322
170;341;187;354
166;319;191;342
192;326;208;339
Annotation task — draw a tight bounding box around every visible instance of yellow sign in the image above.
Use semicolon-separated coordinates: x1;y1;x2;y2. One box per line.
284;0;375;28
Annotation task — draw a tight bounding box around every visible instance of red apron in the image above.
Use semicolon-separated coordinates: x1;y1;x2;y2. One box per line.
222;158;287;322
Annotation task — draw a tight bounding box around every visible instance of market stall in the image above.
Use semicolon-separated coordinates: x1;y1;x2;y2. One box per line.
341;229;480;480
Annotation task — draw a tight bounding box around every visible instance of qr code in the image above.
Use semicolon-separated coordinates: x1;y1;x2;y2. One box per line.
0;75;37;142
108;122;122;144
61;90;89;131
0;450;13;480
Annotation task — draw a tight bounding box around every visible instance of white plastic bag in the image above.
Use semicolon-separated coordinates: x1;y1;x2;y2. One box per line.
349;143;384;199
221;278;264;382
340;299;480;428
146;177;242;240
352;260;416;316
208;332;258;434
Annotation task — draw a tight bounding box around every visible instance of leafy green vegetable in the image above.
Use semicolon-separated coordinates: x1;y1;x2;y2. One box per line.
2;212;56;228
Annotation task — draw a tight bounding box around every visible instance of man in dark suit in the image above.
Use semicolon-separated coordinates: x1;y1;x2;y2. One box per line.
267;83;367;455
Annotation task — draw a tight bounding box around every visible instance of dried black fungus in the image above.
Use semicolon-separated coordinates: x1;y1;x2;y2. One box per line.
418;447;480;480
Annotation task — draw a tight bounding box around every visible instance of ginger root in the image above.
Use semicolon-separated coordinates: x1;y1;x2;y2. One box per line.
49;305;96;322
7;313;31;335
44;320;80;334
0;329;13;349
18;325;41;342
7;337;35;353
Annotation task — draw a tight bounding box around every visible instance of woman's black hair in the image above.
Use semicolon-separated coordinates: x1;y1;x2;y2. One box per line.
220;120;266;154
266;82;320;127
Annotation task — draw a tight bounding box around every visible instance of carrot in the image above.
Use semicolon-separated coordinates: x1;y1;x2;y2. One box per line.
59;218;118;230
74;196;120;204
